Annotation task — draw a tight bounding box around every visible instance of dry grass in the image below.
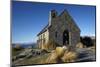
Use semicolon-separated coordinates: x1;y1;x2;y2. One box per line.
76;42;84;48
88;45;96;53
40;41;56;50
46;46;78;63
61;50;77;62
46;50;58;63
46;46;66;63
55;47;66;57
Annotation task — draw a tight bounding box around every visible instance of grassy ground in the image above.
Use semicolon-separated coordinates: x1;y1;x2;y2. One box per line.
12;48;24;56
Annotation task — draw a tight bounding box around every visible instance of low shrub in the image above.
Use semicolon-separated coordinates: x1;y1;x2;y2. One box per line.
80;36;94;47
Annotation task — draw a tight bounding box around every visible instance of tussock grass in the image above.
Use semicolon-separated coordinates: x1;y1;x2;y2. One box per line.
55;47;67;57
46;50;58;63
61;50;77;62
46;46;78;63
46;46;67;63
76;42;84;48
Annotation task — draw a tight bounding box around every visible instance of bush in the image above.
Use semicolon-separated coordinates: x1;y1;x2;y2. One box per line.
13;44;24;51
80;36;94;47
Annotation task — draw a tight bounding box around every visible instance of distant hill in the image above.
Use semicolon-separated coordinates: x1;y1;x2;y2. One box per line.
81;36;95;39
90;36;95;40
12;42;37;48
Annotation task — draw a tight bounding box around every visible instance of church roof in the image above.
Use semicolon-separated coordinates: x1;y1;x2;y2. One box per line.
59;9;81;32
37;9;80;36
37;24;49;36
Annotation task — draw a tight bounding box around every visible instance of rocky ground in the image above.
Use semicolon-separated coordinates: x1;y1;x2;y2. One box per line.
12;46;96;66
75;48;95;62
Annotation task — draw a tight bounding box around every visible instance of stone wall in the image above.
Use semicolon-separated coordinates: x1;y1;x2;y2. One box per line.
37;30;49;49
37;10;80;50
48;10;80;48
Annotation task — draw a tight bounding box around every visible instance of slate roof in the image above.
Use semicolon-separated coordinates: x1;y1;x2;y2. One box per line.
37;24;49;36
37;9;80;36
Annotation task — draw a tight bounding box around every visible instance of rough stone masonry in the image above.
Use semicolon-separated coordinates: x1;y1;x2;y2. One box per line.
37;9;80;50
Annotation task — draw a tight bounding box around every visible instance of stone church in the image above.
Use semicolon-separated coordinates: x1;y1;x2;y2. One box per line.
37;9;80;49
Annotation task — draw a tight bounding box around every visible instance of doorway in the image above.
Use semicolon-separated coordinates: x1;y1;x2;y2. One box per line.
63;30;69;45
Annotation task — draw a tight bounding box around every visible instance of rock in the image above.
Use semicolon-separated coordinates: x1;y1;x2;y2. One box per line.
26;53;33;58
76;48;96;62
41;49;48;54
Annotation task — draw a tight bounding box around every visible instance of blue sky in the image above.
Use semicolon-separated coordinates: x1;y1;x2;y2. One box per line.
12;1;96;43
